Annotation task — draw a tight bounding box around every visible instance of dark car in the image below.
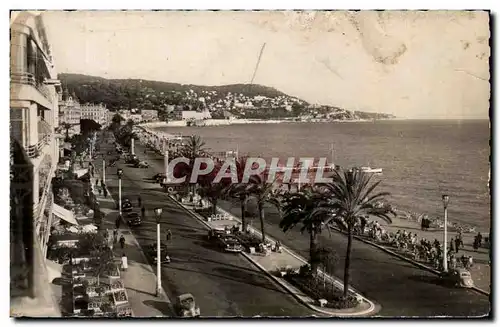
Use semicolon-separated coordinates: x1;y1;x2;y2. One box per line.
122;201;133;212
207;229;226;241
125;154;138;164
216;235;243;253
127;213;141;227
146;243;171;264
153;173;166;183
440;268;474;288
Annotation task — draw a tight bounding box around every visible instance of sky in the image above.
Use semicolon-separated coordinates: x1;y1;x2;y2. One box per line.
36;10;490;119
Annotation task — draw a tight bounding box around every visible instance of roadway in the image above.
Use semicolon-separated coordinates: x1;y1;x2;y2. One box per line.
128;138;491;317
98;138;315;317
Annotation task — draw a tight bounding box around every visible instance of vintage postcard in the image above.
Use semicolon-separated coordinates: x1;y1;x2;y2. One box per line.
9;10;491;318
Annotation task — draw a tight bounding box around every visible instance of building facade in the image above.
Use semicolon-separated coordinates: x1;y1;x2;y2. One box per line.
58;88;81;137
10;11;62;316
80;103;109;128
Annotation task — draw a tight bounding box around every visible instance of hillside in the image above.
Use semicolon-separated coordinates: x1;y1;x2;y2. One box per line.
59;73;395;120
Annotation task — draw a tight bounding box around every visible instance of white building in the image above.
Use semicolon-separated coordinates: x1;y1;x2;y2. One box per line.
10;11;62;316
58;88;81;137
181;110;211;120
80;103;109;128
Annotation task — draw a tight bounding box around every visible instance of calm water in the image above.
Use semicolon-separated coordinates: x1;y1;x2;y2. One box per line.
154;120;491;231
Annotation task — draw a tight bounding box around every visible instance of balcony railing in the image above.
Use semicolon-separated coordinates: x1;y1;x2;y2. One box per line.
26;133;51;158
11;71;52;102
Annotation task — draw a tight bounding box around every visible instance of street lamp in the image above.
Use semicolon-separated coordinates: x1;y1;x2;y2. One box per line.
154;207;163;297
442;194;450;272
117;168;123;216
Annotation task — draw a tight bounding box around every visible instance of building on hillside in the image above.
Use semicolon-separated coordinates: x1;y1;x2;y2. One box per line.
181;110;211;121
10;11;62;317
141;109;158;122
58;88;81;137
80;103;109;128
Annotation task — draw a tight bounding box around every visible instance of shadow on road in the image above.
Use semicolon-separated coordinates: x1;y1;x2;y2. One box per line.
143;300;174;317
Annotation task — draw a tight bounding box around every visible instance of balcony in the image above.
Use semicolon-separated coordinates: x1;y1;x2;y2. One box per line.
26;120;52;159
11;71;52;101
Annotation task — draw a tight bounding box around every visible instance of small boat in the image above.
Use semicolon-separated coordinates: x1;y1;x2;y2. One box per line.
359;167;383;174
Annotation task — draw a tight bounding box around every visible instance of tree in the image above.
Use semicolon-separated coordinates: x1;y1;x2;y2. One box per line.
196;162;231;215
58;122;73;141
179;135;209;192
225;156;251;232
246;174;281;244
279;186;334;273
320;169;394;297
79;233;116;286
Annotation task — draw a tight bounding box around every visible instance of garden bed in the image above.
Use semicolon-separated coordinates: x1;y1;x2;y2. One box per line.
234;232;265;252
285;271;358;309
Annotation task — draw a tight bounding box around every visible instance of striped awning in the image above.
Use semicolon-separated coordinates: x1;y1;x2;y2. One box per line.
53;203;78;225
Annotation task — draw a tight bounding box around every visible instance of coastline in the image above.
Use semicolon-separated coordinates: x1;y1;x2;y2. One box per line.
133;125;488;236
139;118;400;128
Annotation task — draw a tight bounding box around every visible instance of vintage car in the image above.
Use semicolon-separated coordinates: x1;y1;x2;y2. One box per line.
175;293;200;317
146;243;171;264
127;213;141;227
440;268;474;288
207;228;227;241
125;154;138;164
153;173;166;183
122;201;133;212
135;161;149;168
216;235;243;253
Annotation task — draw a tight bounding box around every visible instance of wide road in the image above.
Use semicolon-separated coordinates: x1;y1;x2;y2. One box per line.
99;138;315;317
130;137;491;317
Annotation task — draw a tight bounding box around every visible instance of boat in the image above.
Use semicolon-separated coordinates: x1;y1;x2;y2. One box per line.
359;166;383;174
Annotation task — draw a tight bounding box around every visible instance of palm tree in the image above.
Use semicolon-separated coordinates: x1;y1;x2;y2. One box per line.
225;156;251;232
321;169;394;297
279;186;334;273
246;174;281;244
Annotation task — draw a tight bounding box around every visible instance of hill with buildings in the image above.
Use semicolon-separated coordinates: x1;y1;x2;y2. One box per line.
59;73;396;121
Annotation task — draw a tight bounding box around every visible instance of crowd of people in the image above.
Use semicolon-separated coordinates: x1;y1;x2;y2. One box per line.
362;221;477;271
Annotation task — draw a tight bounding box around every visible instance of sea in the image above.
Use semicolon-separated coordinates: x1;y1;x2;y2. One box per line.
153;120;491;231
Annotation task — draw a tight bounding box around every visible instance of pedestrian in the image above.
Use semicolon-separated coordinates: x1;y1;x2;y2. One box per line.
115;215;122;230
473;238;479;252
477;232;483;247
121;253;128;271
166;229;172;242
450;254;457;269
457;231;463;248
98;187;102;196
141;206;146;219
449;238;455;254
119;235;126;249
113;230;118;244
101;179;105;188
137;196;142;208
103;185;108;198
454;237;460;253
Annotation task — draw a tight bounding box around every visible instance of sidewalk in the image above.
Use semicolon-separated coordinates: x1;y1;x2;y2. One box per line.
92;157;173;317
365;216;491;294
168;196;377;317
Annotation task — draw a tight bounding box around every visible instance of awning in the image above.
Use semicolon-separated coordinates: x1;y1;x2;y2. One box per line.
53;203;78;225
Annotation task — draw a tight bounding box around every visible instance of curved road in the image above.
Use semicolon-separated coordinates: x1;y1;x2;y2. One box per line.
100;140;315;317
130;139;490;317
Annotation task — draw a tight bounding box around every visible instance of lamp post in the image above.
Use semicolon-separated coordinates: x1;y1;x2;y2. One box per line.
442;194;450;272
154;207;163;297
117;168;123;216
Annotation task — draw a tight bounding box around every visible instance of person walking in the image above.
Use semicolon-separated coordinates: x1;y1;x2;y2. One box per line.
454;236;461;253
115;215;122;230
102;185;108;198
473;237;479;252
119;235;126;249
137;196;142;208
449;238;455;254
113;230;118;244
477;232;483;247
166;229;172;242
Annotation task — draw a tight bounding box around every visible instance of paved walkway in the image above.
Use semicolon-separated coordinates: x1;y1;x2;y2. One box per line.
368;216;491;293
170;197;376;317
92;156;173;317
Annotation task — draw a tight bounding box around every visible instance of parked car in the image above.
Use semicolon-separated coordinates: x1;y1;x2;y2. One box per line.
146;243;171;264
127;213;141;227
440;268;474;288
135;161;149;168
125;154;138;164
207;228;226;241
122;201;133;212
153;173;166;183
216;235;243;253
175;293;200;317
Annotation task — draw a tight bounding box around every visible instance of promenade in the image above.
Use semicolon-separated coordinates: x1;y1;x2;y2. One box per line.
132;129;490;317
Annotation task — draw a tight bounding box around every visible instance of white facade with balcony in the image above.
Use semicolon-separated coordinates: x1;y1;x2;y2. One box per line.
81;103;109;128
10;12;61;317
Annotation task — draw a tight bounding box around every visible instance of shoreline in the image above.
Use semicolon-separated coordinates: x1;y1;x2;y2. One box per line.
133;126;489;236
140;118;400;128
